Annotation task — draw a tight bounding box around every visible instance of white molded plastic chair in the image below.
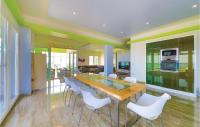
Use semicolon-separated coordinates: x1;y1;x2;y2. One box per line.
124;77;137;84
125;93;171;127
63;77;71;102
78;89;112;127
99;72;105;76
64;77;97;115
108;73;117;79
70;78;96;96
67;81;81;114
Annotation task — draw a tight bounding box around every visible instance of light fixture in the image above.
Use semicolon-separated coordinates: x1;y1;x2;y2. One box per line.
192;4;198;8
102;24;106;27
146;22;150;25
72;11;76;15
120;32;124;34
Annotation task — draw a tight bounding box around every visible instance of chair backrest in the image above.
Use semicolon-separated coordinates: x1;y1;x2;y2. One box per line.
64;77;70;86
146;93;171;120
108;74;117;79
124;77;137;83
81;89;98;108
69;81;81;93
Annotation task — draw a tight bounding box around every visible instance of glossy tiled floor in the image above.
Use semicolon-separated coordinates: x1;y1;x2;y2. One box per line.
1;79;200;127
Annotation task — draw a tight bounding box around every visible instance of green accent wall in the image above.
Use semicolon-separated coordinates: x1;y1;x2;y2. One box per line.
146;36;194;93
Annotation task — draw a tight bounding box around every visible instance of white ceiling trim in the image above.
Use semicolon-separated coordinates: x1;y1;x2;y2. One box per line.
22;14;122;44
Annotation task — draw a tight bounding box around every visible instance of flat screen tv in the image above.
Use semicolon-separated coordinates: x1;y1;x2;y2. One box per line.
118;61;130;70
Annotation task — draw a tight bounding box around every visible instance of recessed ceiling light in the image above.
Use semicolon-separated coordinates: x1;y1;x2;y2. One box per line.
146;22;150;25
102;24;106;27
120;32;124;34
192;4;198;8
72;11;77;15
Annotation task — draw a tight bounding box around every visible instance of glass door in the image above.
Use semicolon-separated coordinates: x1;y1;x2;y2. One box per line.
0;15;7;120
0;15;19;122
69;52;77;74
8;27;18;102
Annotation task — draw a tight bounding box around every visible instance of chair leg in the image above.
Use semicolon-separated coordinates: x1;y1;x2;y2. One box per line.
72;94;78;115
78;106;84;127
125;107;128;127
146;119;156;127
108;105;112;127
135;94;138;102
88;110;94;127
62;84;67;99
68;91;73;107
160;115;164;127
64;87;69;105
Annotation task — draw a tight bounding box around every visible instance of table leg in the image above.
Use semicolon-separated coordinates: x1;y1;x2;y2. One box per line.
113;99;120;127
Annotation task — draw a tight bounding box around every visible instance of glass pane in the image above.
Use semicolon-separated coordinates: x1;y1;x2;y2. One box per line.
0;16;7;118
70;53;74;71
94;56;98;65
83;74;131;90
89;56;93;65
10;27;17;100
73;53;77;68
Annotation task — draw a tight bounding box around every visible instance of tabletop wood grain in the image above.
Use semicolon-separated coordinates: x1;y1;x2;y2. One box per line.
75;74;146;101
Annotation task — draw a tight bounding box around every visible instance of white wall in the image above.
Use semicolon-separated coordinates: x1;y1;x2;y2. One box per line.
117;50;130;62
100;53;104;65
77;50;103;66
130;43;146;82
116;50;130;69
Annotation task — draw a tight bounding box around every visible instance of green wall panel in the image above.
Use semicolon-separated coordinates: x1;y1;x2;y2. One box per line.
146;36;194;93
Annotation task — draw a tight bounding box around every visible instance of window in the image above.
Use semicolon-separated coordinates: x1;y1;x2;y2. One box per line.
0;15;19;122
94;56;98;65
89;56;94;65
0;16;8;120
89;56;99;65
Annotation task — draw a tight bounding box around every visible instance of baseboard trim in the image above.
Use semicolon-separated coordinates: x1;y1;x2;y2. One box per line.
0;95;20;125
146;84;197;101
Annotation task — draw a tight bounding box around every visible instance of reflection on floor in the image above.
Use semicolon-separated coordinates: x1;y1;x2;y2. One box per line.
1;79;200;127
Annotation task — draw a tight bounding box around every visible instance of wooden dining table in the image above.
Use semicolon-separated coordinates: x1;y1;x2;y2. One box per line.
74;73;146;127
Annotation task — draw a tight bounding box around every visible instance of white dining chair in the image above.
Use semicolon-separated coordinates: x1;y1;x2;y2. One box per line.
78;89;112;127
124;76;137;84
66;81;82;114
125;93;171;127
63;77;71;104
108;73;117;79
70;78;96;95
99;72;105;76
64;77;97;115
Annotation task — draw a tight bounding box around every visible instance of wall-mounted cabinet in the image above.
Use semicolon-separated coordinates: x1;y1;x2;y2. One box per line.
146;36;194;93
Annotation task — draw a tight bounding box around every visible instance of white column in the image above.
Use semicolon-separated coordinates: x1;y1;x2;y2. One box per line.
104;45;113;76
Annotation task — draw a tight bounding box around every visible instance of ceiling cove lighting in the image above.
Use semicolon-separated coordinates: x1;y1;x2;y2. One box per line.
192;4;198;8
51;32;68;39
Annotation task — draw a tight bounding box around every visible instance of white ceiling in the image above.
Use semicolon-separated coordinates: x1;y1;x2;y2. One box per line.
48;0;199;38
17;0;199;39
